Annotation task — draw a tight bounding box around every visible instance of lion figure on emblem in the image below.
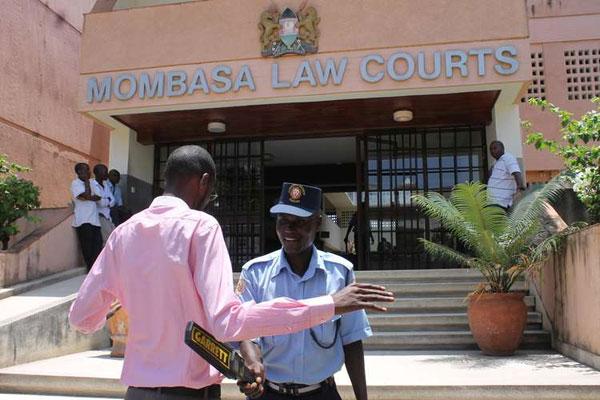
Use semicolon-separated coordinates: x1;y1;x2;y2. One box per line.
298;6;320;47
258;10;280;51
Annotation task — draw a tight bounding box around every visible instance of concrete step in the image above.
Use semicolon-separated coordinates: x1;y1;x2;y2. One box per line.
369;312;542;332
368;296;536;314
380;281;527;297
355;268;486;283
0;275;109;368
2;350;600;400
0;268;86;301
364;330;551;351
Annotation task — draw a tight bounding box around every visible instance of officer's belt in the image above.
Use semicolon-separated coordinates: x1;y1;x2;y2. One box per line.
266;377;334;396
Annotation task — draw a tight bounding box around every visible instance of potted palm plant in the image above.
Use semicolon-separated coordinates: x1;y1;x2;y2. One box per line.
412;178;575;355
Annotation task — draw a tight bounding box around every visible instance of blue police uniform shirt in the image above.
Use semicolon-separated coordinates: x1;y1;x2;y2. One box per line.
237;246;372;384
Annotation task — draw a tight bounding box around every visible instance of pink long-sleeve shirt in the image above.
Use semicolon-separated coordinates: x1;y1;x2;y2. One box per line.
69;196;334;388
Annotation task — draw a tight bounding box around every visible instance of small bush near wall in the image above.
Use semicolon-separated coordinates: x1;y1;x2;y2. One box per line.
523;97;600;223
0;155;41;250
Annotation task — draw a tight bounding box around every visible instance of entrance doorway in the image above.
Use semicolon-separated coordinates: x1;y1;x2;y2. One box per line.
357;126;488;270
153;125;486;271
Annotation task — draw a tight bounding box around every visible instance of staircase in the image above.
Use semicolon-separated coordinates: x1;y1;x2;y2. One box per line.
2;269;599;400
356;269;551;351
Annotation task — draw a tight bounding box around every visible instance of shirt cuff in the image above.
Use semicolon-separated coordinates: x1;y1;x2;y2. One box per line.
301;295;335;326
341;326;373;345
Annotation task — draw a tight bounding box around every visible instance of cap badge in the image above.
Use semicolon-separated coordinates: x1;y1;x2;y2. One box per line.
288;184;305;203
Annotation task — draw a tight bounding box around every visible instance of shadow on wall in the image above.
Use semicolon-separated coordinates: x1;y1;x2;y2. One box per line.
533;224;600;370
0;208;83;288
121;174;153;214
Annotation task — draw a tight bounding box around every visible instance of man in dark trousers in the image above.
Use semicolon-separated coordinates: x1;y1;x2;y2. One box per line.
107;169;132;226
91;163;115;244
237;183;372;400
69;146;393;400
70;163;102;271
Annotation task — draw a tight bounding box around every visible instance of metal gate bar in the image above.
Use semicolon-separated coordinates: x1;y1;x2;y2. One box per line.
361;126;486;270
154;140;265;271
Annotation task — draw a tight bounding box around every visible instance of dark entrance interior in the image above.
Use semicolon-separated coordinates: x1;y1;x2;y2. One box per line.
153;125;487;271
122;91;498;271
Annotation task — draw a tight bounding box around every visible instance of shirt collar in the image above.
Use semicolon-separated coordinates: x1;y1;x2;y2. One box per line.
149;195;190;210
274;245;325;282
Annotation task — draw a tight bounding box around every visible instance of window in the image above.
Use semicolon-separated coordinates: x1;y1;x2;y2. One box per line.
521;51;546;103
565;48;600;101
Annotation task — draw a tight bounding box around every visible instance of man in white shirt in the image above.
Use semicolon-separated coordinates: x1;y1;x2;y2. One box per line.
108;169;123;207
71;163;103;271
107;169;133;227
91;164;115;244
487;141;525;211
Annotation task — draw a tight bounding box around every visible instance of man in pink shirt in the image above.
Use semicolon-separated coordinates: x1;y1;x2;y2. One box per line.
69;145;393;400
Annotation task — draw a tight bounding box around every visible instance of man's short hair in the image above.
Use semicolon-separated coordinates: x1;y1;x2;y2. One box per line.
164;145;216;188
109;169;120;177
490;140;505;151
93;164;107;176
74;163;88;174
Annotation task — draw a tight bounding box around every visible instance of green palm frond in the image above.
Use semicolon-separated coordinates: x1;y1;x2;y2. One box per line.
418;238;476;268
412;192;478;250
450;182;507;237
448;183;509;264
501;218;542;258
413;178;573;294
502;175;570;244
530;223;585;265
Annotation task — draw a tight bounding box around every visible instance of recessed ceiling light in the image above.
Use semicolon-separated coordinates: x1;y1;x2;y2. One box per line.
393;110;413;122
207;121;226;133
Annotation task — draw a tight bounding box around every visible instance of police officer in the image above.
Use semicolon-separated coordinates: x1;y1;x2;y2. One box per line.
237;183;372;400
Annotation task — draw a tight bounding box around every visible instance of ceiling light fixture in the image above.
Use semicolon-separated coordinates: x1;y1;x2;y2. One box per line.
393;110;413;122
207;121;226;133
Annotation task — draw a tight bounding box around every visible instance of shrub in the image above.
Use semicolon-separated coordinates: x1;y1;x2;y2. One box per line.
0;155;41;250
523;97;600;223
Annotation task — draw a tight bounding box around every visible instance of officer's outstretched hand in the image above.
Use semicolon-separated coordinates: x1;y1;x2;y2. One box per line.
332;283;394;314
237;361;264;399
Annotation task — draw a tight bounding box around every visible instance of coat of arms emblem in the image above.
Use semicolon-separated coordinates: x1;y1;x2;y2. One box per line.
259;3;320;57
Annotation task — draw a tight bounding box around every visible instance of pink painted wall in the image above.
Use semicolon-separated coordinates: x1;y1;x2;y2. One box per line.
533;225;600;365
0;0;110;208
0;210;82;287
520;1;600;174
526;0;600;18
81;0;529;75
78;0;531;115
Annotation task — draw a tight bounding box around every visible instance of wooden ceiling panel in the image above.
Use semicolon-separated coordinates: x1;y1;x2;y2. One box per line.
114;91;499;144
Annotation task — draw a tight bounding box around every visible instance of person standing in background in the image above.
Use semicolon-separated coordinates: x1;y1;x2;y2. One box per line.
108;169;132;227
487;140;526;211
71;163;102;271
91;164;115;244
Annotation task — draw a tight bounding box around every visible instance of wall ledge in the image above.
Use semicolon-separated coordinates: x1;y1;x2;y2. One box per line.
554;339;600;371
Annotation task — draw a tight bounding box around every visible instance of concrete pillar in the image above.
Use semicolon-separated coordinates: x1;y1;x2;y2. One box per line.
486;97;526;177
108;126;154;212
108;125;130;174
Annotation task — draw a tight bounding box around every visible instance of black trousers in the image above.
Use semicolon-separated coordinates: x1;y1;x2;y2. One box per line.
257;382;342;400
75;223;102;271
125;385;221;400
110;205;133;227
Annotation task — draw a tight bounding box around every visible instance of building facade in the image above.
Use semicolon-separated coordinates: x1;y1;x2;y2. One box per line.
1;0;110;208
521;0;600;183
75;0;600;270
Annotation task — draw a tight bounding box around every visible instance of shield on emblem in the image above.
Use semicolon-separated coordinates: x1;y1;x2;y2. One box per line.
279;8;299;48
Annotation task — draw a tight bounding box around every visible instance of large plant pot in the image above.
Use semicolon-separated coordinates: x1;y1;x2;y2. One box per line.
106;303;128;358
467;292;527;356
